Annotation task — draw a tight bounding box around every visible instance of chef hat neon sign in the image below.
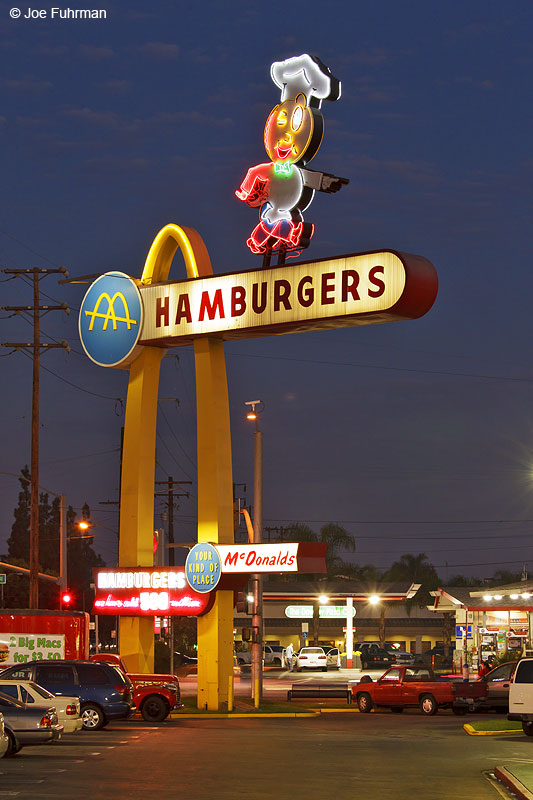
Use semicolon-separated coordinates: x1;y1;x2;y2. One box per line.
235;54;348;260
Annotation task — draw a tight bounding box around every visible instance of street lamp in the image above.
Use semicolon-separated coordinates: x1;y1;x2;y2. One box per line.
245;399;264;707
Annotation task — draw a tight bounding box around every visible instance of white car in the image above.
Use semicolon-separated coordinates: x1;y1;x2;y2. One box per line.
0;680;82;734
324;647;341;670
293;647;328;672
0;712;8;758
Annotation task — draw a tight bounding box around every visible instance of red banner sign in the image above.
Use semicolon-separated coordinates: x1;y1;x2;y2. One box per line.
92;568;214;617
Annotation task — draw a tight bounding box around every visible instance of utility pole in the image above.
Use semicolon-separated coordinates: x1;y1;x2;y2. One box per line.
1;266;69;608
154;478;191;566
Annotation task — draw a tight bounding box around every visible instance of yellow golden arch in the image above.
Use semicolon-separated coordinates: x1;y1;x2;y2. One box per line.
119;224;234;710
84;292;137;331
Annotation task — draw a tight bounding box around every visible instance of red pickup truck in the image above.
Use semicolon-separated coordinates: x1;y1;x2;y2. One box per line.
352;666;487;715
90;654;181;722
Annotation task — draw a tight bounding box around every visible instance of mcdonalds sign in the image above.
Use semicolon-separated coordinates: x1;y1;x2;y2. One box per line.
184;541;327;592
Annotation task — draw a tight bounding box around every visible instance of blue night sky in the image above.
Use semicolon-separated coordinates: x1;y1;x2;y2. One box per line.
0;0;532;578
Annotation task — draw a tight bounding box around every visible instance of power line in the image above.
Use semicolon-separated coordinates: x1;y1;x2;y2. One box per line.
0;228;60;267
19;352;121;401
265;517;533;524
156;430;195;481
157;401;197;471
227;351;533;385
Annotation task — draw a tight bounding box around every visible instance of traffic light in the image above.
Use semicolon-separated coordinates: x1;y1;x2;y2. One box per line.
61;592;73;609
242;627;251;641
236;591;253;614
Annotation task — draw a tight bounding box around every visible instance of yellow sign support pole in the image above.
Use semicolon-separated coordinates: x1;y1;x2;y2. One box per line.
119;225;234;709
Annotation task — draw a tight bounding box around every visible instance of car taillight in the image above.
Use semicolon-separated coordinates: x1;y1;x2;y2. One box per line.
66;704;77;716
319;656;326;660
39;715;52;727
299;656;307;660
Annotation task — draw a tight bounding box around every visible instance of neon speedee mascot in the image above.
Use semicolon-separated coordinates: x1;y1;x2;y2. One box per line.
235;54;348;259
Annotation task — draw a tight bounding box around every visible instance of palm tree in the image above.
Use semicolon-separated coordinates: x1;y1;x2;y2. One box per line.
282;521;356;577
384;553;439;610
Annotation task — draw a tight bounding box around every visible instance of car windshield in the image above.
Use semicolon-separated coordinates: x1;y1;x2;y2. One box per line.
28;682;55;699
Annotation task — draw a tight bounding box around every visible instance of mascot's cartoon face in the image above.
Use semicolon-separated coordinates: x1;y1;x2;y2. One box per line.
263;93;321;165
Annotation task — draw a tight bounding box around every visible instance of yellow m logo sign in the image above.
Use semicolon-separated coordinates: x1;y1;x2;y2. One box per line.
84;292;138;331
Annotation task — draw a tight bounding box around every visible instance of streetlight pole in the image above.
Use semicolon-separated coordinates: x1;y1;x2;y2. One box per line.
245;400;263;707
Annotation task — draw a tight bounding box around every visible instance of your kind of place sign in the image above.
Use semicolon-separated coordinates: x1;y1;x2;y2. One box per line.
140;250;437;347
185;541;327;594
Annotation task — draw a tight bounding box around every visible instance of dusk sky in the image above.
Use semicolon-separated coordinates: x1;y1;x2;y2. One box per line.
0;1;532;579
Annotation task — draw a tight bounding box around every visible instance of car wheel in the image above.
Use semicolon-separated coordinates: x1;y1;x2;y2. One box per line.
4;730;19;757
357;693;373;713
390;706;404;713
81;703;106;731
141;695;169;723
523;721;533;737
273;658;282;666
419;694;438;715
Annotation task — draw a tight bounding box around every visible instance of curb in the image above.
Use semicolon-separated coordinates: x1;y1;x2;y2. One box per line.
170;711;318;719
463;723;522;736
495;767;533;800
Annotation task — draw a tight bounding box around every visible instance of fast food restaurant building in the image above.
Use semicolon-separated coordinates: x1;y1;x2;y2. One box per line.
234;580;446;654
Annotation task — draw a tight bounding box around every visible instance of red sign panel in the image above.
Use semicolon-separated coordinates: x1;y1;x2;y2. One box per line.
92;568;214;617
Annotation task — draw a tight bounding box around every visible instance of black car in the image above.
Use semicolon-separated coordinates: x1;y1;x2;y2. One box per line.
355;643;396;669
421;645;456;667
0;660;135;731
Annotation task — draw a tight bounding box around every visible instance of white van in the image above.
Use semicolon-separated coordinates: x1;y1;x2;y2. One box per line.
508;657;533;735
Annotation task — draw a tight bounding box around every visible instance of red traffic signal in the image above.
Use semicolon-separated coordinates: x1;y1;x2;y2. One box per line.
61;592;73;607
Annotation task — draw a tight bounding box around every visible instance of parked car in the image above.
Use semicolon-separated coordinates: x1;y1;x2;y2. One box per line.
385;647;415;665
0;680;82;733
264;645;284;666
235;645;278;666
0;712;9;758
0;691;63;755
293;647;328;672
473;661;516;712
323;647;341;669
0;660;135;731
90;653;180;722
508;657;533;735
352;666;487;715
421;645;456;667
354;643;396;670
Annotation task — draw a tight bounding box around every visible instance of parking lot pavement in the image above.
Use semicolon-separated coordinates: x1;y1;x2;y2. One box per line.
1;713;525;800
0;726;147;798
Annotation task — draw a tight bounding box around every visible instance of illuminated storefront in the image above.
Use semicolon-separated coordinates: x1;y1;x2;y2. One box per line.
430;585;533;669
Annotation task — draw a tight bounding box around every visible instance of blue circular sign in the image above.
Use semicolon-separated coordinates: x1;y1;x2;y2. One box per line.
185;543;221;593
79;271;143;368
